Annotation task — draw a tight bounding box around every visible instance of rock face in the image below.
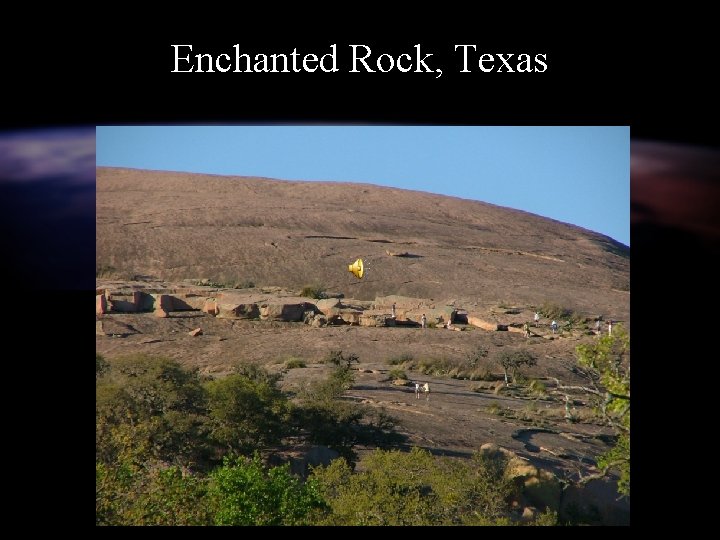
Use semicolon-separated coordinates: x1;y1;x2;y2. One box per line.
288;446;340;478
479;443;562;512
560;478;630;526
96;294;108;315
96;318;139;337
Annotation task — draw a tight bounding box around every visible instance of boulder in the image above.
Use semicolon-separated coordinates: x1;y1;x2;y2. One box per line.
468;315;503;331
202;298;219;316
216;292;261;319
311;314;327;327
153;294;174;313
506;458;562;512
359;313;395;327
289;446;340;478
336;310;362;325
260;302;307;322
96;294;108;315
479;443;561;512
315;298;342;314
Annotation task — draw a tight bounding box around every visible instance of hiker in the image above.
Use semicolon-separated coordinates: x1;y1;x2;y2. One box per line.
423;382;430;397
551;320;558;334
524;322;531;338
534;311;540;326
392;302;396;318
421;314;427;329
595;319;602;334
608;320;613;336
415;382;421;399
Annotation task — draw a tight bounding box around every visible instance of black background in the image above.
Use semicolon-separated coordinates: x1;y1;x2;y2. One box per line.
5;16;716;527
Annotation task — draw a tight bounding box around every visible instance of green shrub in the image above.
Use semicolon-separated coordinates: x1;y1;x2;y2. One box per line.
388;353;413;366
323;350;359;368
301;285;326;299
285;358;307;369
311;447;516;525
209;454;325;525
528;379;547;397
388;368;408;380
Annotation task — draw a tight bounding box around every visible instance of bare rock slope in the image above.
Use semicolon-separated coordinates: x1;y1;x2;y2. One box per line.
97;167;629;322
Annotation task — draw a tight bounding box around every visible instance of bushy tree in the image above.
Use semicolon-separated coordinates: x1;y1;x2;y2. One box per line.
497;350;537;385
96;462;212;525
209;454;325;525
205;366;289;455
96;355;210;469
311;447;519;525
296;363;401;465
574;327;630;496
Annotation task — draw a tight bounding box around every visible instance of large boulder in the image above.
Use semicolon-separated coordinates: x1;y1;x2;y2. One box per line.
202;298;219;316
108;294;138;313
171;293;207;310
479;443;561;512
216;292;261;319
468;315;504;331
315;298;342;315
260;301;308;322
359;312;395;327
288;446;340;478
96;294;108;315
153;294;174;313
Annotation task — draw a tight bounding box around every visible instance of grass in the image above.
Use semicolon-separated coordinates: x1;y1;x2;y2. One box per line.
528;379;547;397
387;353;414;366
487;402;502;415
387;368;408;380
285;358;307;369
301;285;326;300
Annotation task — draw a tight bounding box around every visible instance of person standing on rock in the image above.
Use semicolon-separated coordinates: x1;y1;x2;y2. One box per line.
608;320;613;336
534;311;540;326
415;382;421;399
392;302;396;318
551;320;558;334
524;322;531;338
595;319;602;334
421;314;427;329
423;382;430;400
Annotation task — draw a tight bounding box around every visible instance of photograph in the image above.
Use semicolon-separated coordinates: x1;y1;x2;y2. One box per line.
95;125;630;525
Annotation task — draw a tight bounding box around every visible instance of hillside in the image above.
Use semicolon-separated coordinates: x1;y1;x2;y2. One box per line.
96;167;629;323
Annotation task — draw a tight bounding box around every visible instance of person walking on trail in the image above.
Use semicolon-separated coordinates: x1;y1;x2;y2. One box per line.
392;303;396;318
415;382;421;399
595;319;602;334
524;322;531;338
534;311;540;326
421;314;427;329
608;320;613;336
551;320;558;334
423;382;430;400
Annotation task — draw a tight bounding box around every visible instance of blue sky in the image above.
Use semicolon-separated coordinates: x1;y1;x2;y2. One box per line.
96;126;629;245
